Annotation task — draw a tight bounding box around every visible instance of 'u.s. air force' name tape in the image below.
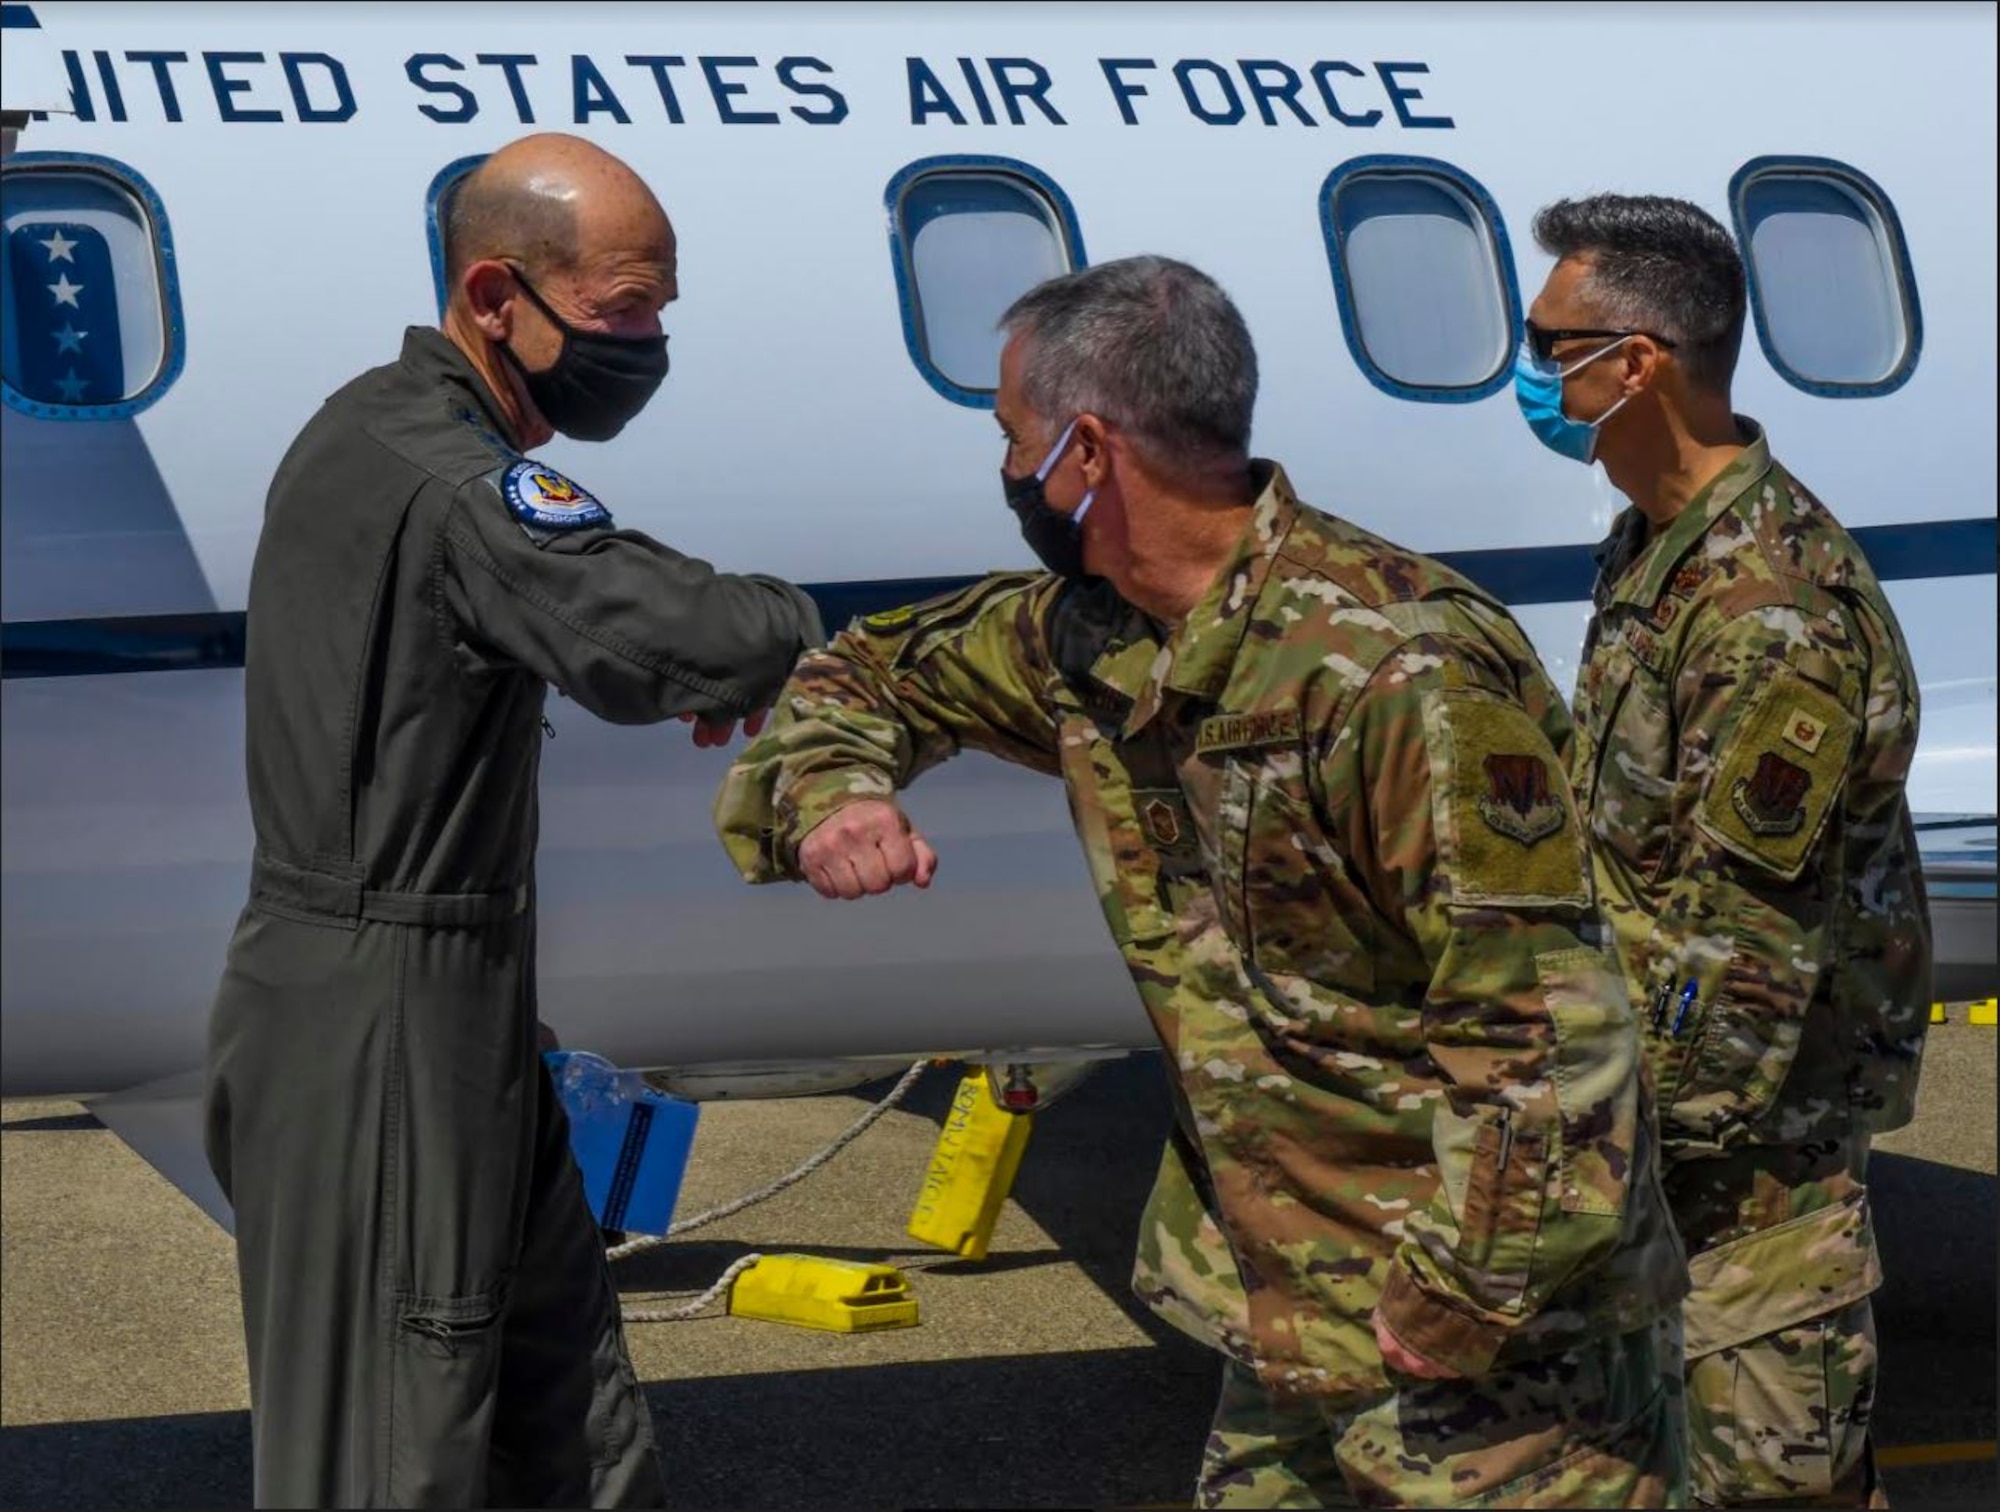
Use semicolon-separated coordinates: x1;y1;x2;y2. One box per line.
503;459;613;532
1196;708;1301;755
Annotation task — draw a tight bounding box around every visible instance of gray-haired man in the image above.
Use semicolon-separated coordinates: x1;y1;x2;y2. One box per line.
716;255;1689;1505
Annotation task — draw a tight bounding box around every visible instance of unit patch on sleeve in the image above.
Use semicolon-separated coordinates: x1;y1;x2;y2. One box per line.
1424;690;1589;909
1698;668;1856;879
1477;753;1567;845
501;459;613;539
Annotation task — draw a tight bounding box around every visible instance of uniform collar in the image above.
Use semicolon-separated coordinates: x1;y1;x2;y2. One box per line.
399;326;520;451
1599;416;1770;607
1094;460;1300;736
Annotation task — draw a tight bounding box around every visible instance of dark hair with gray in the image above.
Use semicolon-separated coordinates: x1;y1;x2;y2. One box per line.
999;255;1257;478
442;162;580;290
1532;194;1747;393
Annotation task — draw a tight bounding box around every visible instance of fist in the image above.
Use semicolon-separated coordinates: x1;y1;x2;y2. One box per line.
797;799;938;901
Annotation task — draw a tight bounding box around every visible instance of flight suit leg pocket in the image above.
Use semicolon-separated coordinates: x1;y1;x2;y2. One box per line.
387;1285;508;1508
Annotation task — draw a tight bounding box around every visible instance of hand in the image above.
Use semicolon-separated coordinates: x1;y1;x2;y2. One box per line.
797;799;938;901
678;709;769;748
1373;1312;1461;1381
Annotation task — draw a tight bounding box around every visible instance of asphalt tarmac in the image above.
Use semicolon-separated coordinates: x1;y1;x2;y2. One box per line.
3;1023;1993;1509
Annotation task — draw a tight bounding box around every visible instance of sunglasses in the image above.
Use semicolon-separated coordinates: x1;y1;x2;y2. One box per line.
1524;323;1679;365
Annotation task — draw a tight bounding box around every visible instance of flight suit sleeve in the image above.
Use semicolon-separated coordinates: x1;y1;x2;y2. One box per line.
438;479;825;725
1332;639;1646;1377
713;574;1065;883
1642;604;1880;1156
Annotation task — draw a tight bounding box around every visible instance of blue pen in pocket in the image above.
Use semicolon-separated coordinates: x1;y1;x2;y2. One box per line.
1671;979;1699;1038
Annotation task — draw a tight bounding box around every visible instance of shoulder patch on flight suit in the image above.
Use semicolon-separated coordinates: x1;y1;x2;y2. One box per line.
499;460;613;540
1698;669;1856;879
1424;690;1590;909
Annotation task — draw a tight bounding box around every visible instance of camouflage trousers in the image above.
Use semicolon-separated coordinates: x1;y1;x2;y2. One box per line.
1195;1316;1687;1508
1686;1295;1885;1507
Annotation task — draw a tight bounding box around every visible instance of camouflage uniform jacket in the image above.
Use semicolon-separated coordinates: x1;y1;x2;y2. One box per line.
717;462;1687;1399
1572;419;1930;1357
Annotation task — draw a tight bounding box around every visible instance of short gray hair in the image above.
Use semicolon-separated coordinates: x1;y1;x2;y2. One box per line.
998;256;1257;478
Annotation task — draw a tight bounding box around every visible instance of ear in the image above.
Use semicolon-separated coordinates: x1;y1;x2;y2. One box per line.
1074;412;1114;490
1623;334;1672;397
461;259;518;343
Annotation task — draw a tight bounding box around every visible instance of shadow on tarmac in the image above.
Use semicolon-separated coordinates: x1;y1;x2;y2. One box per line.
2;1061;1991;1510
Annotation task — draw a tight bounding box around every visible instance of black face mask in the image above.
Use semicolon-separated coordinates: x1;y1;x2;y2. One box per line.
497;268;670;442
1003;418;1097;579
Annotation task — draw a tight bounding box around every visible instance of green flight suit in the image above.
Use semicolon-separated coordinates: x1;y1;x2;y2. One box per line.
203;328;822;1508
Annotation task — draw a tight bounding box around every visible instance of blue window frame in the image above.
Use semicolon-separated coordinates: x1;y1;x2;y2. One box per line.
1729;156;1921;398
0;151;186;422
1319;155;1521;403
425;154;490;319
885;156;1087;408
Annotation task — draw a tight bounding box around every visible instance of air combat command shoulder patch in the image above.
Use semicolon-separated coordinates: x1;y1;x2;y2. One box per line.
501;459;613;541
1477;752;1567;845
1425;689;1590;909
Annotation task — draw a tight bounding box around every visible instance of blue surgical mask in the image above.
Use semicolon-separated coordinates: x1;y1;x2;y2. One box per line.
1513;335;1635;464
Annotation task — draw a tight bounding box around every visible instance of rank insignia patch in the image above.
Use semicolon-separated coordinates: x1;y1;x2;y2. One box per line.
1476;753;1567;845
502;460;612;534
1731;751;1811;836
1669;562;1710;600
1144;797;1183;849
1783;708;1827;755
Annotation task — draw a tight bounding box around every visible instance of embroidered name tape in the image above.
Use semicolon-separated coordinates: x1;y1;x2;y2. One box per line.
502;459;612;532
1196;709;1300;755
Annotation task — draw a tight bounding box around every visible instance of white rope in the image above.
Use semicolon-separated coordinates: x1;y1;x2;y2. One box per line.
609;1059;932;1320
620;1253;766;1324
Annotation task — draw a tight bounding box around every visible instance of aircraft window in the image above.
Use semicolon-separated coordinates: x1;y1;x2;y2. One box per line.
0;153;185;421
1319;157;1521;403
887;157;1087;407
1731;158;1920;396
425;154;490;319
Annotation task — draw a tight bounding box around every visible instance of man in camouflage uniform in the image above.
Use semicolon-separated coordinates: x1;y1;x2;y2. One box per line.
716;256;1690;1507
1515;195;1933;1507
